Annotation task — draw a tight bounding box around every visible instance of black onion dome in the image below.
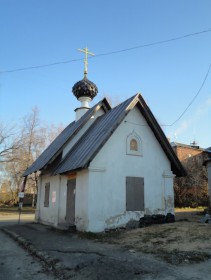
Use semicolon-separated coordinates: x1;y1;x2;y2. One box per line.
72;77;98;100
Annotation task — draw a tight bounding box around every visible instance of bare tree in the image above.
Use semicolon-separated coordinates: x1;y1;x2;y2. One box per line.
46;123;63;144
174;154;208;207
2;108;63;207
0;123;21;163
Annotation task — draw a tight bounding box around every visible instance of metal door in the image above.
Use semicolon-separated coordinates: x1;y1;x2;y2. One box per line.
66;179;76;224
126;177;144;211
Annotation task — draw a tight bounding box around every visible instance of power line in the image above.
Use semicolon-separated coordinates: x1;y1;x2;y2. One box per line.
125;61;211;127
2;27;211;74
166;61;211;126
1;28;211;128
95;28;211;57
1;58;84;73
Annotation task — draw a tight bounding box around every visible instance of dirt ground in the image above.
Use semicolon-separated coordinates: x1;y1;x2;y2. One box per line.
2;209;211;279
97;209;211;265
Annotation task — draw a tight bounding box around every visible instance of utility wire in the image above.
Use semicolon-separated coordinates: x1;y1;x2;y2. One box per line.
2;27;211;74
1;28;211;128
166;61;211;126
95;28;211;57
2;58;84;73
125;61;211;127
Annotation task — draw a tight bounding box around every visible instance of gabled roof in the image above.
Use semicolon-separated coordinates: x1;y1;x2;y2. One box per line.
53;93;186;177
24;93;186;177
53;94;136;175
23;98;111;176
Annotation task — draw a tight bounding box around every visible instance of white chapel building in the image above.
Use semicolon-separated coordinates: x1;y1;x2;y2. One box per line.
24;55;185;232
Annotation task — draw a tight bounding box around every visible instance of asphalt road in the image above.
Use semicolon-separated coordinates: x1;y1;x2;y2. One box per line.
1;214;211;280
0;230;56;280
0;213;35;227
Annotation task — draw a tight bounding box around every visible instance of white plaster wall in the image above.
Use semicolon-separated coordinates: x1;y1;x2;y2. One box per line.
36;106;175;232
75;170;89;231
87;167;107;232
58;175;68;224
63;108;105;158
38;174;60;226
162;170;175;214
87;106;173;232
38;171;90;229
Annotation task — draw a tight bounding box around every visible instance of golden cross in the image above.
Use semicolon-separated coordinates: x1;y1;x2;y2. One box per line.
78;47;95;77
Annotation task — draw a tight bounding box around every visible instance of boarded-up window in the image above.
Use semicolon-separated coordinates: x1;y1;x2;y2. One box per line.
44;182;50;207
126;177;144;211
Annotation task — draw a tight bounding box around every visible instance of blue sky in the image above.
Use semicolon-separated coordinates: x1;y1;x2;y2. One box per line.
0;0;211;148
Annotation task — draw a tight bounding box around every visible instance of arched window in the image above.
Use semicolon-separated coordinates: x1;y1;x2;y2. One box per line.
126;130;142;156
130;139;138;151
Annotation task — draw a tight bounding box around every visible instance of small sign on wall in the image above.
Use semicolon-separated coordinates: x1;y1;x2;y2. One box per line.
52;191;56;206
18;192;24;198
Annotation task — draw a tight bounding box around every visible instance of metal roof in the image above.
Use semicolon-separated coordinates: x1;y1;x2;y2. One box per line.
53;93;186;177
53;94;136;175
23;99;111;176
24;93;186;177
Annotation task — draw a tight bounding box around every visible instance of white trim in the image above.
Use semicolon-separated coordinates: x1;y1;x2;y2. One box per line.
88;165;106;172
162;170;175;178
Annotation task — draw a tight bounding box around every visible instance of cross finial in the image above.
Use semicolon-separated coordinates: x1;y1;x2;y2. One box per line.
78;47;95;78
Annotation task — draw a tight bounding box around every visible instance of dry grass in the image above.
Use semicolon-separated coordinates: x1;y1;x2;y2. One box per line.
100;210;211;264
0;206;35;214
